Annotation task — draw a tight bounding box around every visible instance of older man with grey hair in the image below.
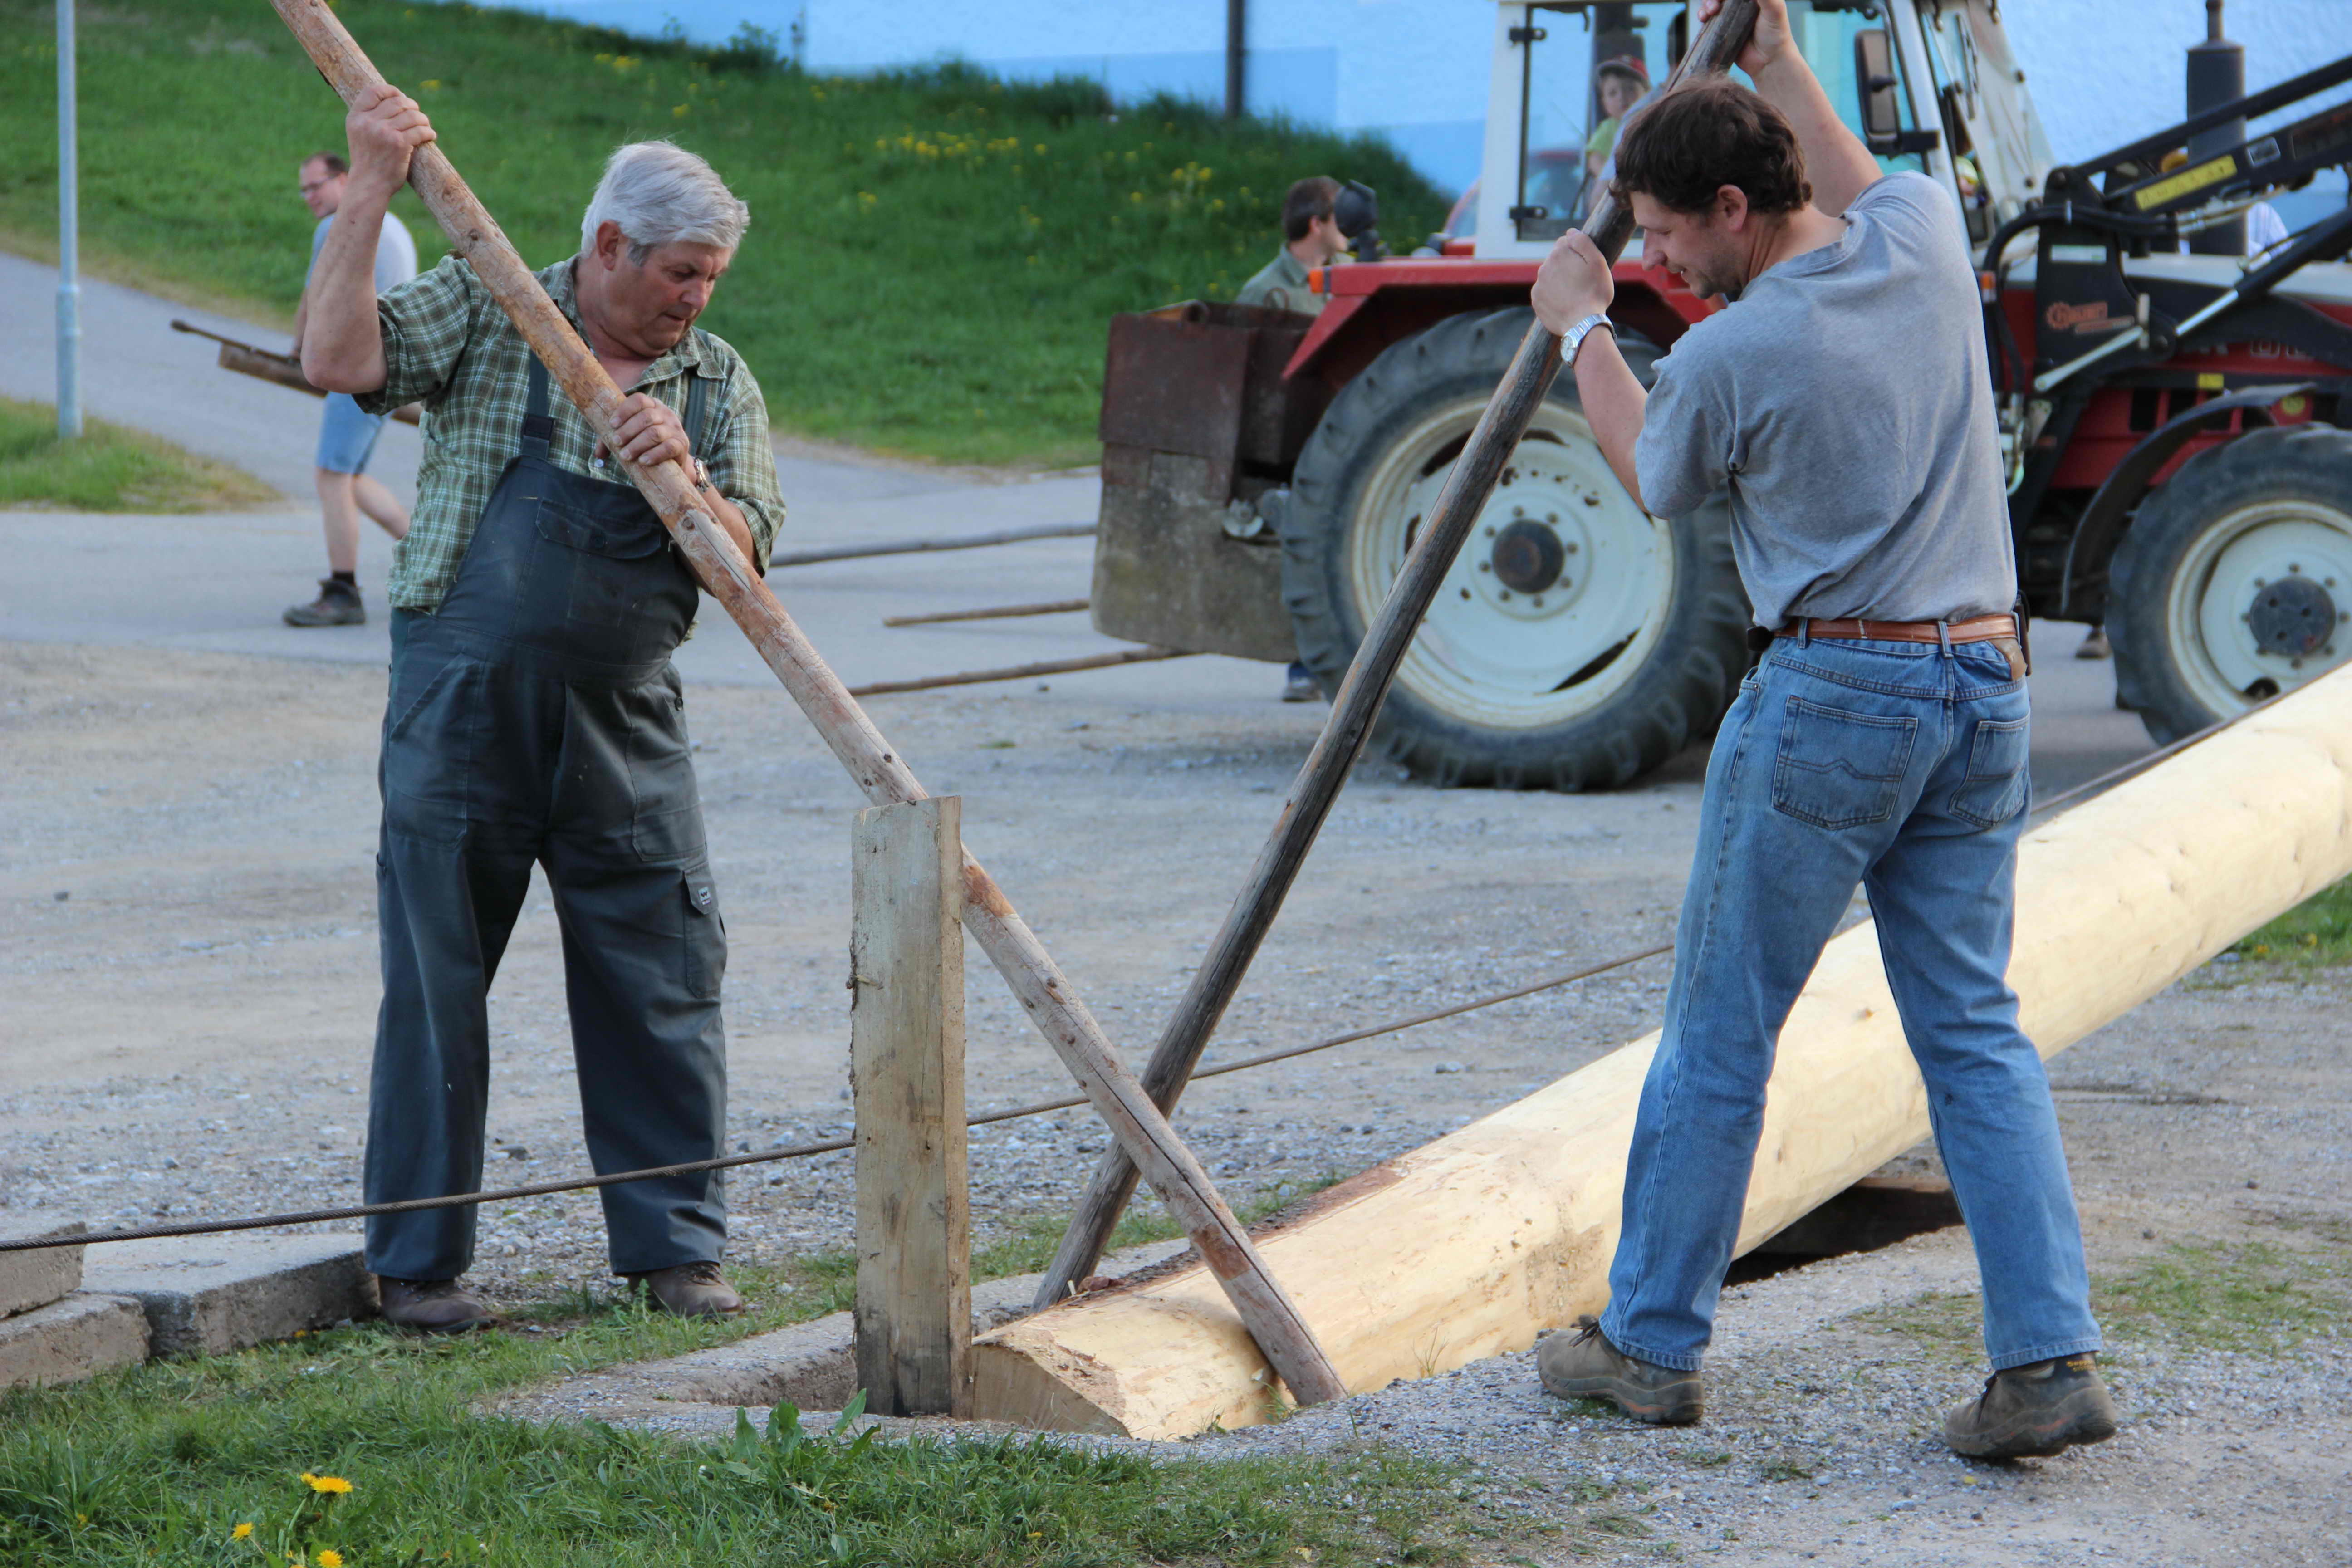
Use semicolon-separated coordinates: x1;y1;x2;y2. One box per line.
303;84;786;1331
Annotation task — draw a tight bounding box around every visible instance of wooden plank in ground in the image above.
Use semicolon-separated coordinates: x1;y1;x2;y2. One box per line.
852;798;971;1418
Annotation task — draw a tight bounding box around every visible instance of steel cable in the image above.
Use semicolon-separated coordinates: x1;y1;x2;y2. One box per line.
0;686;2270;1255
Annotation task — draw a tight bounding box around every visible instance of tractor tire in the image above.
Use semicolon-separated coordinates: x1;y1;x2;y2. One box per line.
1280;307;1749;790
2107;424;2352;745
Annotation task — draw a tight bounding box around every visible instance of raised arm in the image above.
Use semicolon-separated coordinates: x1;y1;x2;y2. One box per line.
301;84;435;393
1700;0;1881;215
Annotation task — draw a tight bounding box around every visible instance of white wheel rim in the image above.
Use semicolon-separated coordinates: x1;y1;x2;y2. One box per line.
2164;496;2352;715
1343;394;1675;733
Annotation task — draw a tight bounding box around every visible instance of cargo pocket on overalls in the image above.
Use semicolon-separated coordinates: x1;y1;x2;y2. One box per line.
1770;697;1917;829
681;867;725;1001
1950;715;2031;827
627;672;708;862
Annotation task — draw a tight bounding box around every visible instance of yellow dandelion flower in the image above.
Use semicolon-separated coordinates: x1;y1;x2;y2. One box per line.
318;1552;346;1568
672;104;689;118
233;1523;255;1540
304;1474;353;1495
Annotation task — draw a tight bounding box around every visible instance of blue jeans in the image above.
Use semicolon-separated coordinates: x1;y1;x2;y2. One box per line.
1600;634;2102;1374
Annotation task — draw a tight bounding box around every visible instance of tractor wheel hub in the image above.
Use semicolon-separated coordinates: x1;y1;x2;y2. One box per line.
2247;574;2338;657
1490;519;1567;594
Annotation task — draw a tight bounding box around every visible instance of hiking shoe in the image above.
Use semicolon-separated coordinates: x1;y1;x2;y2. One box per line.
1943;1353;2118;1460
1280;662;1322;703
632;1260;744;1318
377;1276;495;1333
1536;1316;1702;1425
2075;627;2112;660
284;578;365;627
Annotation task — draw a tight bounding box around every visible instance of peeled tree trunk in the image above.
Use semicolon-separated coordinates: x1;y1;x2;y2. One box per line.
972;662;2352;1439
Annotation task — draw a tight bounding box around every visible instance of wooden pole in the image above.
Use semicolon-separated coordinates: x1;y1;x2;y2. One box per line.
265;0;1347;1410
852;798;971;1418
769;522;1094;568
882;598;1090;627
848;646;1191;697
1033;0;1764;1309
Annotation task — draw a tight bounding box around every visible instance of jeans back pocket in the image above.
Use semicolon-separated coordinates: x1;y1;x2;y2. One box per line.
1950;715;2031;827
1771;696;1918;829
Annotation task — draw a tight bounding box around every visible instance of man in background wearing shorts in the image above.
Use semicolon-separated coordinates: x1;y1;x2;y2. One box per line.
286;150;416;627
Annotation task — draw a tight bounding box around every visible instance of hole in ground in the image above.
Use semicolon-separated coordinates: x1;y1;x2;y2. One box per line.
1723;1174;1964;1288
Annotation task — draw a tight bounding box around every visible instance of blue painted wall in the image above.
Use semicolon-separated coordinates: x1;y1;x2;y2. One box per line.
462;1;2351;220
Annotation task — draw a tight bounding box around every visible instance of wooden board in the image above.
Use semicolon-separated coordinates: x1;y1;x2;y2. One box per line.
852;798;970;1418
972;661;2352;1438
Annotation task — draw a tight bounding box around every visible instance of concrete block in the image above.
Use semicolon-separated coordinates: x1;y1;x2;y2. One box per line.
0;1224;86;1318
80;1234;374;1357
0;1294;149;1390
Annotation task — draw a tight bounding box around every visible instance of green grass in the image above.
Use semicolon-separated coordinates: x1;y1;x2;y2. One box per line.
0;1177;1460;1567
0;0;1449;468
2229;875;2352;966
0;395;276;511
0;1268;1466;1568
1850;1240;2352;1364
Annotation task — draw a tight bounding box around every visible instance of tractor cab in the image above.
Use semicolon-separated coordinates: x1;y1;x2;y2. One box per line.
1456;1;2055;260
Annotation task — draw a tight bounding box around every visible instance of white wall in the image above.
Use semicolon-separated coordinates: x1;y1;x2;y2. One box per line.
455;0;2352;217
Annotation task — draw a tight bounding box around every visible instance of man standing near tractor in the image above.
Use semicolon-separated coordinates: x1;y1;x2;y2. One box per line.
1239;175;1354;703
1525;0;2115;1461
302;86;785;1332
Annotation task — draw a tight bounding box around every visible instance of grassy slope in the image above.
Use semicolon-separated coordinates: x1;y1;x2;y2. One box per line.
0;0;1448;468
0;395;274;511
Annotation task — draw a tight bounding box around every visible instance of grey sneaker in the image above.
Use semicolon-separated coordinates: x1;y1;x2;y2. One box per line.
1943;1353;2118;1460
1536;1315;1703;1425
632;1259;744;1318
377;1276;495;1333
284;578;365;627
1280;662;1322;703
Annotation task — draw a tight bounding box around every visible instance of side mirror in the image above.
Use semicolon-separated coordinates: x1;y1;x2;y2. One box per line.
1333;181;1379;240
1853;29;1903;149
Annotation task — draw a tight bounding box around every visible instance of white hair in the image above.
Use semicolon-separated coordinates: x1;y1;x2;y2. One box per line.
578;141;750;263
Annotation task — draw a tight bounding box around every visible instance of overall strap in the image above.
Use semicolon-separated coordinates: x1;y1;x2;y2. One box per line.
519;354;555;460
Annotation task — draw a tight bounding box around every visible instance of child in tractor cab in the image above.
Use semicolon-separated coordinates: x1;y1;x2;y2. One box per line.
1586;55;1651;181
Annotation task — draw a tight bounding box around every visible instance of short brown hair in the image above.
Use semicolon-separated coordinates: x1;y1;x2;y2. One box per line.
304;151;349;176
1611;79;1810;217
1281;176;1340;242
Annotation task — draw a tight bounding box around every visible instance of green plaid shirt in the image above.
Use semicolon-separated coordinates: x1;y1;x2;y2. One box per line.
358;256;784;612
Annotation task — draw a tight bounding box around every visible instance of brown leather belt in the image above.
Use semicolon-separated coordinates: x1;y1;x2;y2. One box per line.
1773;613;2021;644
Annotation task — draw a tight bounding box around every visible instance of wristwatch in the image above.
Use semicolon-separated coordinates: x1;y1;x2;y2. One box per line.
688;455;714;493
1561;311;1616;366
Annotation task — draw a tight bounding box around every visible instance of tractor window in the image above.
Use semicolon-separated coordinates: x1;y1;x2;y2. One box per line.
1513;2;1687;242
1769;2;1931;181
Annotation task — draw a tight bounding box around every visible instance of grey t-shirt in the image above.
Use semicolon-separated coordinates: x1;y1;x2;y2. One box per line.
310;209;418;295
1634;172;2014;628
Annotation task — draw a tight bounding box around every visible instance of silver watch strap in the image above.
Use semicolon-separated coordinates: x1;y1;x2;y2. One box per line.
1562;312;1616;365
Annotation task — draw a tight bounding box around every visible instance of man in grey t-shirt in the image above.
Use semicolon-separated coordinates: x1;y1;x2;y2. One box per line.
1520;0;2111;1463
284;150;416;627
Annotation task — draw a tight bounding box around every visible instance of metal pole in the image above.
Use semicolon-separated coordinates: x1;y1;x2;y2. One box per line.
1225;0;1245;119
55;0;82;439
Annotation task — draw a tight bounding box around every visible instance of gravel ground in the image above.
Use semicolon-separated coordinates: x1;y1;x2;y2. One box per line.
4;638;2347;1564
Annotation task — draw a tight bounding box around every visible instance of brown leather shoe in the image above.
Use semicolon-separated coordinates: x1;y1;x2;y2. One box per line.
377;1276;495;1333
284;578;365;627
632;1260;744;1318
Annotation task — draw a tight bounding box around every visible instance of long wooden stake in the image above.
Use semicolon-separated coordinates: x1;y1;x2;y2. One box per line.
1034;0;1763;1309
266;0;1346;1408
848;645;1192;697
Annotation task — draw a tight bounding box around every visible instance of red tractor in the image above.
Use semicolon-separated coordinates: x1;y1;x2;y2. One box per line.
1089;0;2352;787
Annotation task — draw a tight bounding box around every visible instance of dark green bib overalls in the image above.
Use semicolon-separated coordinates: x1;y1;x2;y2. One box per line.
366;358;727;1282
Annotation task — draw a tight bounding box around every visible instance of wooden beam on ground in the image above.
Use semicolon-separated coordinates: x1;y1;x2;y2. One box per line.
973;662;2352;1437
847;646;1194;697
852;798;971;1418
770;523;1095;569
268;0;1347;1412
1031;0;1766;1312
883;598;1091;628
